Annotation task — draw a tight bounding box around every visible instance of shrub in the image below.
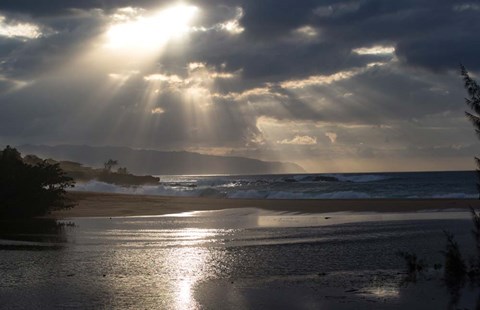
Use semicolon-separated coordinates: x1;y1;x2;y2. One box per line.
0;146;75;218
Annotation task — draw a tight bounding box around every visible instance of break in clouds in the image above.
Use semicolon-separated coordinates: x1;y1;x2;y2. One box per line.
0;0;479;172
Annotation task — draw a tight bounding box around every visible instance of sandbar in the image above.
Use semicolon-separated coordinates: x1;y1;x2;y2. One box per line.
52;191;480;217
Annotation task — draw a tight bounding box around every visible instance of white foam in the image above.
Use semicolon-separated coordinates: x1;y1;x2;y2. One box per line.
229;190;371;199
228;190;268;199
431;193;477;199
69;180;476;200
71;180;198;197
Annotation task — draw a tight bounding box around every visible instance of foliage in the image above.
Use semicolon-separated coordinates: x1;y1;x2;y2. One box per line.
24;156;159;186
117;167;128;174
442;231;466;284
462;66;480;278
0;146;75;218
470;207;480;278
397;251;426;283
398;251;426;273
103;159;118;172
462;65;480;196
98;159;158;185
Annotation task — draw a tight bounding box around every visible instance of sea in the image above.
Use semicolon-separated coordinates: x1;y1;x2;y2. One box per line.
72;170;478;199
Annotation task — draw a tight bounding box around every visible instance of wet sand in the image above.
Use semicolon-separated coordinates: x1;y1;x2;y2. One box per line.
6;192;479;309
54;191;480;217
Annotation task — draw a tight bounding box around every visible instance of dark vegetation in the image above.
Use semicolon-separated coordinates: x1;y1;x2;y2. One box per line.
0;146;160;218
23;154;160;186
463;65;480;198
0;146;75;218
460;65;480;281
397;251;426;283
398;66;480;307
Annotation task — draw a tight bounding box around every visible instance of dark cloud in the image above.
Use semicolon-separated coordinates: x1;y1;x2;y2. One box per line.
0;0;478;170
396;34;480;71
312;0;480;71
238;0;319;39
0;1;160;15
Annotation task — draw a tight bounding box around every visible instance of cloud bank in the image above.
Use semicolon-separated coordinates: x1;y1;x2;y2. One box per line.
0;0;478;172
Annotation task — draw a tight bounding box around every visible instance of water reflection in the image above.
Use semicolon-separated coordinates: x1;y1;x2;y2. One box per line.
1;213;478;309
105;225;221;308
257;211;472;228
0;219;72;249
363;287;400;299
162;239;214;309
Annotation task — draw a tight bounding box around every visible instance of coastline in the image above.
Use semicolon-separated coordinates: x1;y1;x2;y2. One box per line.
53;191;480;218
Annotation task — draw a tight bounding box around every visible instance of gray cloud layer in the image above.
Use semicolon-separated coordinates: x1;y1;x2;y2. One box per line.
0;0;478;171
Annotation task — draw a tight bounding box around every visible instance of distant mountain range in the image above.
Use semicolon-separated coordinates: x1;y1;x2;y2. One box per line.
18;144;305;175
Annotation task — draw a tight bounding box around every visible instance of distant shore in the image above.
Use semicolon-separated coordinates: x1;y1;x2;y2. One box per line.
50;191;480;218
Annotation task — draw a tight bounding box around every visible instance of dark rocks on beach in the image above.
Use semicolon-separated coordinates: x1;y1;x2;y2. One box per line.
311;176;343;182
165;182;197;188
283;176;344;183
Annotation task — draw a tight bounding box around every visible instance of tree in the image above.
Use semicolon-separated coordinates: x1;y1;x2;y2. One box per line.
103;159;118;172
462;65;480;196
461;65;480;277
117;167;128;174
0;146;75;218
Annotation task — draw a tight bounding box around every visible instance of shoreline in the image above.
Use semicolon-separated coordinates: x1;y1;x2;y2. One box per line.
51;191;480;218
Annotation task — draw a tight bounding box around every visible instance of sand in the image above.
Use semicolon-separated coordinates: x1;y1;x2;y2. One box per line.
52;191;480;217
11;191;480;309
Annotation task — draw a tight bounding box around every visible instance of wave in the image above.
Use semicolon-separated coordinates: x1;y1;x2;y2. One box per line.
71;181;373;199
228;190;372;199
288;174;393;183
431;193;477;199
162;177;272;188
328;174;392;183
289;175;341;183
158;174;391;187
71;181;225;197
70;180;476;200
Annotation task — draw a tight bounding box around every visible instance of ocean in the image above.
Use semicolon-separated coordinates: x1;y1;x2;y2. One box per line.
72;170;478;199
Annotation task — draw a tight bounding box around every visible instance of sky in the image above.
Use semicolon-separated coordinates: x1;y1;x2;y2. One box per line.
0;0;479;172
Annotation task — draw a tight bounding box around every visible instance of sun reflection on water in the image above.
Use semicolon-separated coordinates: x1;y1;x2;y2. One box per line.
177;278;197;309
362;286;400;299
161;228;219;309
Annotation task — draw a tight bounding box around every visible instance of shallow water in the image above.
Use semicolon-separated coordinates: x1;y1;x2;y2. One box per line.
1;210;478;309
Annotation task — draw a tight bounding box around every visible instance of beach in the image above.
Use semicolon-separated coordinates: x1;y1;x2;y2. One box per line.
2;192;478;309
56;191;480;217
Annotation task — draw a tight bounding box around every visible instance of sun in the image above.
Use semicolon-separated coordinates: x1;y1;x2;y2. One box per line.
105;4;198;51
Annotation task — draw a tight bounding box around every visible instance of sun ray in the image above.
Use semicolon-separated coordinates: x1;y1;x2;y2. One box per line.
105;5;198;52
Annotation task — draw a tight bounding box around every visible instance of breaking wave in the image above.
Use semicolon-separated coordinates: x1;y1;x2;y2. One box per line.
71;181;225;197
71;181;374;199
328;174;393;183
228;190;371;199
69;171;477;200
289;174;393;183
